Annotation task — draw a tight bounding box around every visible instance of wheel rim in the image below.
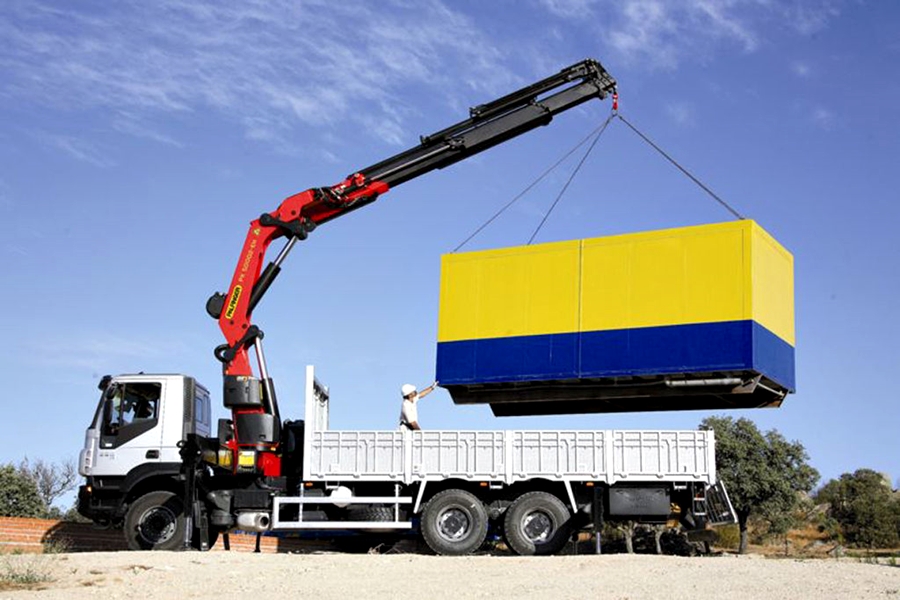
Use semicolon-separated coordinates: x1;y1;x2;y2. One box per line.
137;506;178;545
436;507;471;541
521;510;553;543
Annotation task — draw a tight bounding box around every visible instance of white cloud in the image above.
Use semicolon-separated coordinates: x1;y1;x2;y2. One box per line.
784;3;842;35
112;114;185;148
665;102;695;126
537;0;599;19
811;107;836;130
33;132;116;168
0;0;509;151
607;1;680;70
791;61;813;78
1;0;848;159
537;0;843;70
694;0;759;52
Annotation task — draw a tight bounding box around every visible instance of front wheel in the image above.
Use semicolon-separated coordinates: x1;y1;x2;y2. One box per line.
124;491;187;551
420;489;488;556
503;491;571;555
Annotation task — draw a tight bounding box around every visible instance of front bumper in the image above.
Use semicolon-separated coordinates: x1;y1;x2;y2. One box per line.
77;482;125;524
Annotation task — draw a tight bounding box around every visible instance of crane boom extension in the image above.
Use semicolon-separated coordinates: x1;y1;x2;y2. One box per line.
359;58;616;188
206;59;615;473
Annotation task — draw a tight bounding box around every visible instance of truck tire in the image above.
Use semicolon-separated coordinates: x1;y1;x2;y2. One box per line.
336;507;399;553
420;489;488;556
503;491;571;555
124;490;186;551
347;506;395;522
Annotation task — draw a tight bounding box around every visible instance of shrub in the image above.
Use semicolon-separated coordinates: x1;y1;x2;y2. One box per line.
0;465;45;518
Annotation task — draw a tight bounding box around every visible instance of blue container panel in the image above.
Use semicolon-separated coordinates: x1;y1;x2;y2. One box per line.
578;321;753;378
751;321;796;392
437;333;579;384
436;320;795;391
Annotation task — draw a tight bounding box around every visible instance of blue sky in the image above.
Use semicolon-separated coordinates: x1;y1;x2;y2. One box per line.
2;0;898;499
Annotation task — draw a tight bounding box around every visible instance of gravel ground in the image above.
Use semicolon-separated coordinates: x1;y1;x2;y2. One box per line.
2;551;899;600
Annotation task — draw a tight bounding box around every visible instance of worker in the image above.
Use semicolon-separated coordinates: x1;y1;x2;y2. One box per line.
398;381;438;430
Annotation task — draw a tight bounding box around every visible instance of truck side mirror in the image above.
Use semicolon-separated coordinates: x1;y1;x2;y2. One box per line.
217;419;234;444
102;396;118;435
98;374;113;391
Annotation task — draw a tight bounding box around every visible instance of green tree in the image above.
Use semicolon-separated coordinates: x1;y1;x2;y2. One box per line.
0;464;46;518
816;469;900;548
700;416;819;554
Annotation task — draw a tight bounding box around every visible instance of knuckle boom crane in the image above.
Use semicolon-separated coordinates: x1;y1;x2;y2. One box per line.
78;60;734;555
205;59;617;477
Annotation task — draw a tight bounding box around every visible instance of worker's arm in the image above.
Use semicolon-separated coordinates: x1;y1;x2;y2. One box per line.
417;381;439;400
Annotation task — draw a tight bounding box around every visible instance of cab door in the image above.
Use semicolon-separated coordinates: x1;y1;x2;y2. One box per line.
92;380;166;476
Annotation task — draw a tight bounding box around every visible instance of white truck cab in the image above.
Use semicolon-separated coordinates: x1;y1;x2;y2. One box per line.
78;374;211;526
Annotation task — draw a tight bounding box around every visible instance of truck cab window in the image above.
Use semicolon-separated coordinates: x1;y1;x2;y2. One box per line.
101;382;162;443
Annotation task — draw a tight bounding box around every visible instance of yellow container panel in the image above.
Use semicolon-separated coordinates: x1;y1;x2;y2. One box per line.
580;223;747;332
748;223;795;346
438;240;580;342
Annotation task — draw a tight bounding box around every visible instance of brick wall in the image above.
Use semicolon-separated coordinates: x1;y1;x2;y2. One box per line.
0;517;313;554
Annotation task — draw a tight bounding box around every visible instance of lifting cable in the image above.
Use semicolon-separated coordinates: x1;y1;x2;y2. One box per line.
527;113;613;245
614;113;745;220
451;113;615;253
452;104;745;252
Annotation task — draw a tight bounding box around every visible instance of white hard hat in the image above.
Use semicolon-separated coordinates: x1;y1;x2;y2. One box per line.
401;384;417;397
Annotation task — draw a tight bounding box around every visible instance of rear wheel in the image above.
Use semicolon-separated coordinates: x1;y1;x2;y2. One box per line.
124;491;186;551
503;491;571;555
420;489;488;556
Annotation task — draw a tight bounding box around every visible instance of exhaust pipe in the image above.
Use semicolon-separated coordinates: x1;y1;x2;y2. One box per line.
665;378;743;388
236;511;271;532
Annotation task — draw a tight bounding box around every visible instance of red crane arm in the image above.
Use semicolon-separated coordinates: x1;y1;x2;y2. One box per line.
209;174;390;376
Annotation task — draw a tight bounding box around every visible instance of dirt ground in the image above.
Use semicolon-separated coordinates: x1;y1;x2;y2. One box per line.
2;550;899;600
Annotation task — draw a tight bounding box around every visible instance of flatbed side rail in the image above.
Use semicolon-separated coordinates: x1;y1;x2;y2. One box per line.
304;429;715;486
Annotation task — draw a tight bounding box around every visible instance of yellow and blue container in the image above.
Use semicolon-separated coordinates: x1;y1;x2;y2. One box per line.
436;220;795;415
